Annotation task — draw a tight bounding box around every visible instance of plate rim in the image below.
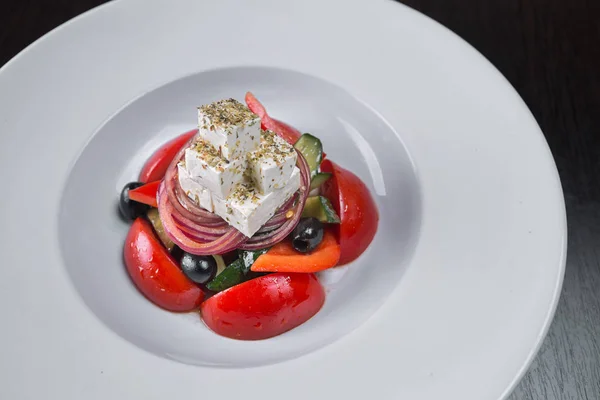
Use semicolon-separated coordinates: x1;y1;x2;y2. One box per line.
0;0;567;399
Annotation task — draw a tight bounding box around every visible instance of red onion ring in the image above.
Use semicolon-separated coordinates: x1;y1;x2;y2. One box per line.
172;214;228;239
169;174;227;225
158;182;247;254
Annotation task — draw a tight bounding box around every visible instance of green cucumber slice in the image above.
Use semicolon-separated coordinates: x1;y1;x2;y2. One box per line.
205;249;269;292
294;133;323;178
302;196;341;223
310;172;332;190
205;259;244;292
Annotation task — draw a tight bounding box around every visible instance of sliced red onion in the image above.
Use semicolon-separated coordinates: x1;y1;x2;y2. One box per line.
170;177;228;227
172;213;228;239
177;226;217;243
158;182;247;254
166;173;224;225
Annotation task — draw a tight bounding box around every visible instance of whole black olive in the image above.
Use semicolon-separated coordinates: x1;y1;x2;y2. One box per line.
119;182;149;220
180;253;218;284
291;217;324;253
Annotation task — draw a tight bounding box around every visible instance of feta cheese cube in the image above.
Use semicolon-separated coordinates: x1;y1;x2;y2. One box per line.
247;130;298;194
184;139;246;199
213;167;301;237
197;98;261;161
177;164;214;212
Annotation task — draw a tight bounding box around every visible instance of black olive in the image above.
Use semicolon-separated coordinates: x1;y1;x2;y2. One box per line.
180;253;218;284
119;182;150;220
291;217;324;253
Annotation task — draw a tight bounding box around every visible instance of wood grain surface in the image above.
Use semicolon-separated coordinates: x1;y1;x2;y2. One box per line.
1;1;598;399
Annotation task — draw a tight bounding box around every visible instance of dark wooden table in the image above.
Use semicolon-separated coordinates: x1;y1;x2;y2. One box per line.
1;1;598;398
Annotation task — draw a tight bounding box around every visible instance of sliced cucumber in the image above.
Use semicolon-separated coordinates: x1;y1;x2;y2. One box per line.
146;208;175;251
206;249;269;292
310;172;331;190
205;259;244;292
302;196;341;223
294;133;323;178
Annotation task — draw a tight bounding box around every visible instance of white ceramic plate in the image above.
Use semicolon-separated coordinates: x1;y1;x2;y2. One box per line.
0;0;566;399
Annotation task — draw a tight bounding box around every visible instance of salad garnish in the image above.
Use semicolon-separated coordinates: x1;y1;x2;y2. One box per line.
119;93;379;340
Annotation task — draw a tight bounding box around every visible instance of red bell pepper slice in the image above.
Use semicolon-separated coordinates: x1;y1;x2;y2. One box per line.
128;180;160;208
251;230;340;273
245;92;302;145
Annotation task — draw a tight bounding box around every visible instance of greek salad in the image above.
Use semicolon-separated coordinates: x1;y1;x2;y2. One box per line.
119;93;379;340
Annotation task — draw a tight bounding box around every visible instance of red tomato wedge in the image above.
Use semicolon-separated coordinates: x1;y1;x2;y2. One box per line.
128;180;160;208
124;218;204;312
245;92;302;145
201;273;325;340
251;230;340;273
139;129;196;183
321;160;379;265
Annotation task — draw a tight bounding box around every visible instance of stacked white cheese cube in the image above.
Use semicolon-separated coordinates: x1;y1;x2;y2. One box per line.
197;100;261;161
213;168;301;237
177;98;301;237
177;164;215;212
247;130;298;194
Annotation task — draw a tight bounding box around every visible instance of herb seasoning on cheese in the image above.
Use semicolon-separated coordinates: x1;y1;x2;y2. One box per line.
247;130;295;166
179;98;302;237
192;139;227;168
198;98;259;129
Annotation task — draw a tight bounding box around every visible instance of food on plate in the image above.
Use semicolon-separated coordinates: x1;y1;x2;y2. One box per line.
201;273;325;340
124;218;204;312
128;180;160;208
146;208;175;251
250;230;340;273
180;253;219;285
139;129;197;183
321;159;379;265
119;182;150;220
119;93;379;339
301;196;341;223
291;217;324;253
